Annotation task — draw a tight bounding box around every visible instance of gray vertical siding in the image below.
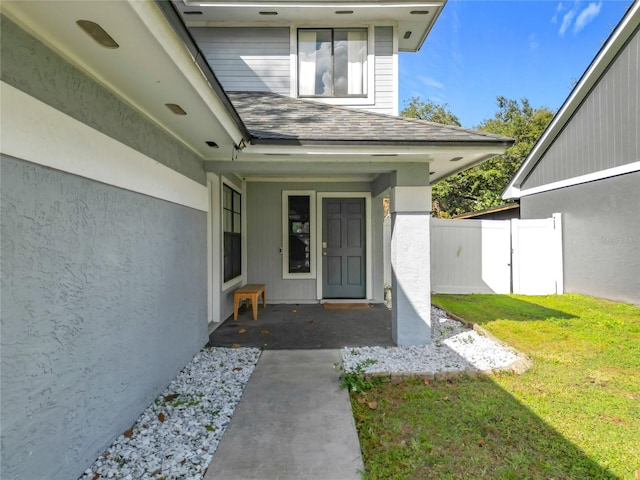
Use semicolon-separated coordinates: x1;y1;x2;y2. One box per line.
0;16;206;185
521;172;640;304
192;27;291;95
1;18;208;480
246;181;384;303
522;28;639;189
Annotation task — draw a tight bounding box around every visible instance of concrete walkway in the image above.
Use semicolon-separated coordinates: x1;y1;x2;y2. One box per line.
204;350;364;480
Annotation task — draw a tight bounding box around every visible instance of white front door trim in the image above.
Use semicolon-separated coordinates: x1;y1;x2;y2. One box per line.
316;192;372;300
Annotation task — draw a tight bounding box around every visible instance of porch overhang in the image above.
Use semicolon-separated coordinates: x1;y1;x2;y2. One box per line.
213;91;513;183
206;145;504;184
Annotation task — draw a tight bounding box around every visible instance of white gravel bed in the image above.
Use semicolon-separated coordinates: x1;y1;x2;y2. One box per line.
342;306;521;375
79;347;261;480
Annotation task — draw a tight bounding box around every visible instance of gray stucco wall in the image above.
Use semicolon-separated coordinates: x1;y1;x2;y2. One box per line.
1;15;209;480
245;181;385;303
520;172;640;304
0;15;205;185
1;155;208;480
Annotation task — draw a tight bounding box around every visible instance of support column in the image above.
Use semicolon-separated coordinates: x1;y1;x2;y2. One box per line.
390;167;432;346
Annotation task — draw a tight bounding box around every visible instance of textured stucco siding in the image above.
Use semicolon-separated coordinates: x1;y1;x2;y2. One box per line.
0;155;208;480
0;15;205;185
0;15;209;480
245;181;385;303
521;172;640;304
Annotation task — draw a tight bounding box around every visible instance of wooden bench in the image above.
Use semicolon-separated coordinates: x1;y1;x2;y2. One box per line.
233;284;266;321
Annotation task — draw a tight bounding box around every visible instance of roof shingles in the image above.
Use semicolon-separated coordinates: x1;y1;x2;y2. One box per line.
227;91;513;146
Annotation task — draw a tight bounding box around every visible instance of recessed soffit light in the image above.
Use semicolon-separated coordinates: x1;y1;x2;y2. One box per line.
410;10;430;15
335;10;354;14
259;11;278;15
206;141;219;148
183;11;203;15
165;103;187;115
429;171;436;175
450;156;463;162
403;31;412;39
76;20;119;49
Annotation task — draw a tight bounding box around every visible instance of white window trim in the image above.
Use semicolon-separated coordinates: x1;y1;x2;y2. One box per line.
282;190;317;279
316;192;372;300
290;25;375;106
392;24;399;116
221;175;246;291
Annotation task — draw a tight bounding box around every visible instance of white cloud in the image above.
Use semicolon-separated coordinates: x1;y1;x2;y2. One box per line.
574;2;602;33
419;76;444;89
559;7;577;36
529;33;539;50
551;2;564;23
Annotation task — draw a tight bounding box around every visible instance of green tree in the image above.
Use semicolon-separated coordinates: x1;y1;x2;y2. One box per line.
401;96;554;217
401;96;461;126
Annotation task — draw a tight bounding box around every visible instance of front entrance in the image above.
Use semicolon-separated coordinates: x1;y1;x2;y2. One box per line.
322;198;366;298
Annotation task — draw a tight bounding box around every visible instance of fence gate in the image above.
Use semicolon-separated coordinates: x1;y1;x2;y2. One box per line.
511;214;563;295
429;214;563;295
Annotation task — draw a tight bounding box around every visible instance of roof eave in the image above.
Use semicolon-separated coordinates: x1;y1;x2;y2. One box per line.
503;1;640;200
247;138;514;148
154;0;252;143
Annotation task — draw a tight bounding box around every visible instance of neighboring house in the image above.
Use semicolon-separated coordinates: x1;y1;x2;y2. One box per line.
0;1;512;479
503;1;640;305
453;204;520;220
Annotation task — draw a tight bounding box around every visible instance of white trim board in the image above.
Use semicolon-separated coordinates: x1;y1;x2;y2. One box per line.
503;1;640;199
1;82;208;212
316;192;373;301
515;162;640;198
282;190;317;280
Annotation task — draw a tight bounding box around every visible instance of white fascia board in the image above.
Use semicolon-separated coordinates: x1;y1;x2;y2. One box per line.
241;144;506;157
128;1;246;145
510;162;640;199
504;2;640;199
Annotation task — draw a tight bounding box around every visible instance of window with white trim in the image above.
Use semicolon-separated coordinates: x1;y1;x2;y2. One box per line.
223;183;241;282
298;28;368;97
282;191;316;279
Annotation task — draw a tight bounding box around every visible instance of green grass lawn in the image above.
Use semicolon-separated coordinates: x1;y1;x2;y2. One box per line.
351;294;640;479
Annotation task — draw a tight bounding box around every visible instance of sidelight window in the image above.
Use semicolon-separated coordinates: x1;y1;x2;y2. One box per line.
282;191;316;279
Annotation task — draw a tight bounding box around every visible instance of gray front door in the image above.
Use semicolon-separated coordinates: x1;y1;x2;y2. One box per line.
322;198;366;298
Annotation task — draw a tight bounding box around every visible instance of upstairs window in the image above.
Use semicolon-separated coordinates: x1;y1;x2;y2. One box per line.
298;28;368;97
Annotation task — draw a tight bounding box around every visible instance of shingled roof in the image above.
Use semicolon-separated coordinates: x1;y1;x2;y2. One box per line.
227;91;513;147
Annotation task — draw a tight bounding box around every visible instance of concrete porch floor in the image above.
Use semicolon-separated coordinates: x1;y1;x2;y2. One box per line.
207;303;394;349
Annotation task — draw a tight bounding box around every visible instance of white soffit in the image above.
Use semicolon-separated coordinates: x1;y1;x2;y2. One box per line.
2;0;244;160
178;0;446;51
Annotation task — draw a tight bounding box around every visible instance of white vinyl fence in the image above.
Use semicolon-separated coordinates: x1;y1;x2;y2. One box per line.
430;214;563;295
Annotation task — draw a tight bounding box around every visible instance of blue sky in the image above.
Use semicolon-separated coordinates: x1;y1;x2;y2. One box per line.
399;0;634;127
